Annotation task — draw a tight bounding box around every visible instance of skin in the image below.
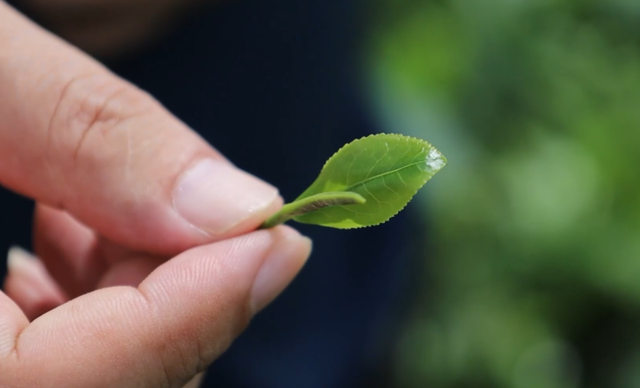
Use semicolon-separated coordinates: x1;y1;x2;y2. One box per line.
0;1;312;387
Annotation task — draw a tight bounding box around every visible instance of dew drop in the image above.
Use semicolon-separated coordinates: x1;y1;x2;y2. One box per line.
426;148;446;171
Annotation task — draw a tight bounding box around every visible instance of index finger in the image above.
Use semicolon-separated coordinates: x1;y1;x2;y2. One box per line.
0;2;281;254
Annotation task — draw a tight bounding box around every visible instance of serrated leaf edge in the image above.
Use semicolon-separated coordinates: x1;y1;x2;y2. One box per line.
297;132;446;229
320;132;433;173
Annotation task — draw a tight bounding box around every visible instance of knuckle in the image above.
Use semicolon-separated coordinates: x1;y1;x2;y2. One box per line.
47;72;153;166
45;72;155;205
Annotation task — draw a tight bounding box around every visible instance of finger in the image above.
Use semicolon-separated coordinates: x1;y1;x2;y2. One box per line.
183;373;205;388
35;204;169;296
33;204;102;296
0;227;311;388
96;254;166;289
3;247;67;321
0;2;281;256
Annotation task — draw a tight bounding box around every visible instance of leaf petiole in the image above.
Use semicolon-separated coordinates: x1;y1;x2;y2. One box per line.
260;192;366;229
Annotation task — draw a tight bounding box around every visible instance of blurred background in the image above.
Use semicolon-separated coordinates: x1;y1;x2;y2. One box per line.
366;0;640;387
2;0;639;387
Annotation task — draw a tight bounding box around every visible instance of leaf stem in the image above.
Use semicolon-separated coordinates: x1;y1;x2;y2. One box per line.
260;191;366;229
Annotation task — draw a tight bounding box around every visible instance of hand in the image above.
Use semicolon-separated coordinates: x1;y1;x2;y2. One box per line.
0;3;312;387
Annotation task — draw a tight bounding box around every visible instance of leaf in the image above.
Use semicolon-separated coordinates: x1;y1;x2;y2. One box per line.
284;133;447;228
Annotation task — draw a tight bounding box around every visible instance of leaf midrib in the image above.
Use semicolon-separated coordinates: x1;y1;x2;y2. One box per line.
344;160;425;192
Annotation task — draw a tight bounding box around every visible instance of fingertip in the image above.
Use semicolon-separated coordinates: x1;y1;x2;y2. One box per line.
172;158;283;239
250;225;312;313
4;247;66;321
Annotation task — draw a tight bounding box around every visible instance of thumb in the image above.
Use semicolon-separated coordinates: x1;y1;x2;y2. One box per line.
0;2;280;254
0;226;311;388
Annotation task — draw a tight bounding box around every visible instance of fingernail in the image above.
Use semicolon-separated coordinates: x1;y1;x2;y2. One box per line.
250;233;312;313
7;246;40;277
173;159;279;235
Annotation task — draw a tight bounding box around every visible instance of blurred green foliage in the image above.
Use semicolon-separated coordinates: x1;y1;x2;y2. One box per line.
367;1;640;387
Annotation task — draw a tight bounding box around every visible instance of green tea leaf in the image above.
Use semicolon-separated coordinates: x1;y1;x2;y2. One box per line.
281;133;447;229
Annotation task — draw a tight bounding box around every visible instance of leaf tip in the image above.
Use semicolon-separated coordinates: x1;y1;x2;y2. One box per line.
425;146;447;172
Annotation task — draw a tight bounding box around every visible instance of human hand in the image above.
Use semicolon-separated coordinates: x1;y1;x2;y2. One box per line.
0;2;311;387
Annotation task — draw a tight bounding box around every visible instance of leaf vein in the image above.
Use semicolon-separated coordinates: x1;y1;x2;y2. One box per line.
382;175;399;197
345;160;425;192
365;147;389;180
